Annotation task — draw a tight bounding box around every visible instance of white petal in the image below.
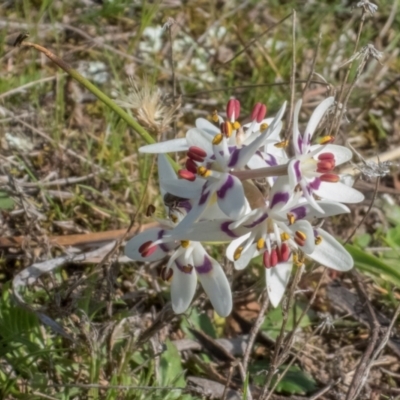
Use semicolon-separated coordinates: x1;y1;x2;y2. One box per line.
314;181;364;203
186;128;213;156
266;262;293;308
234;243;259;270
161;178;204;200
195;118;220;136
139;138;188;153
193;248;232;317
305;97;334;142
226;233;252;262
125;227;175;262
269;176;292;211
170;262;197;314
216;174;246;219
309;229;353;271
184;219;247;242
280;199;350;220
287;159;301;190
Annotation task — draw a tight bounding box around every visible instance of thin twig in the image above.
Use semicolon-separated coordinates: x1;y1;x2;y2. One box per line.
301;34;322;99
242;291;269;374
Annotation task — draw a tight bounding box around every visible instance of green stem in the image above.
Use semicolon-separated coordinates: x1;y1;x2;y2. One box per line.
21;41;180;171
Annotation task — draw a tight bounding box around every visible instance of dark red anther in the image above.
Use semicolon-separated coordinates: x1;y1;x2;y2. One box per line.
263;250;271;269
317;152;335;161
139;241;157;257
251;102;267;123
320;173;340;183
270;248;278;267
226;98;240;120
161;267;173;281
185;158;198;173
316;160;335;173
178;169;196;181
279;242;290;262
187;146;207;161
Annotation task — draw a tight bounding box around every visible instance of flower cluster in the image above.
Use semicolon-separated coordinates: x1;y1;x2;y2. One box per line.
125;97;364;317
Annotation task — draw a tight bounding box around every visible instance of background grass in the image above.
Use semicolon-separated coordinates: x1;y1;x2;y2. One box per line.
1;0;400;399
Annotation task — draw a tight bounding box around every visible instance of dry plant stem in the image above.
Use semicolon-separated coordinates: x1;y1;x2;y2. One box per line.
344;177;381;399
331;9;366;137
301;34;322;99
284;10;296;142
242;292;270;374
260;265;303;400
221;13;292;66
309;379;342;400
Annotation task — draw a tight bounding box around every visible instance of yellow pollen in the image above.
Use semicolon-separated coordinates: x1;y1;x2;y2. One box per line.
315;235;323;245
180;240;190;248
170;214;178;223
211;110;219;123
234;246;243;261
225;122;233;138
280;232;290;241
232;121;241;130
293;253;304;267
197;166;211;177
319;135;334;144
295;230;307;241
260;123;269;131
212;133;223;145
256;238;265;250
287;213;296;225
274;140;289;148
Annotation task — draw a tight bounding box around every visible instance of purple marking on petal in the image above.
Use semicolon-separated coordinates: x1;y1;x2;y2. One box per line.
199;183;211;205
216;175;234;199
298;136;303;153
270;192;289;209
228;148;240;167
243;212;268;228
221;221;239;238
289;206;307;220
309;178;321;190
265;153;278;166
294;160;301;182
178;200;192;212
157;229;171;253
195;256;213;274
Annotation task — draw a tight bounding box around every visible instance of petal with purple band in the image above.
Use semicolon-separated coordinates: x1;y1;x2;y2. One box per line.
170;261;197;314
194;255;213;274
192;245;232;317
287;159;302;190
289;206;307;220
243;212;268;228
270;191;289;209
216;174;246;219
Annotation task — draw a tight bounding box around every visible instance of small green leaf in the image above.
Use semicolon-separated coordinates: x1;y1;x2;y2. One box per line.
0;191;14;210
159;340;185;388
181;307;216;339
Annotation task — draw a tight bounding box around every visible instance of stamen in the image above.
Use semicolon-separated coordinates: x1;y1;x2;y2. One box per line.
161;267;173;281
256;238;265;250
318;152;335;161
294;230;307;247
188;146;207;161
319;135;335;144
180;240;190;248
317;160;335;173
274;140;288;148
251;102;267;123
181;265;194;273
287;213;296;225
281;232;290;241
139;241;157;257
186;158;198;173
320;173;340;182
211;110;219;123
178;169;196;181
146;204;156;217
220;121;233;138
270;248;278;267
263;250;271;268
279;242;290;262
315;235;323;245
260;122;269;131
212;133;223;145
234;246;243;261
227;98;240;121
232;121;241;130
197;166;211;177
